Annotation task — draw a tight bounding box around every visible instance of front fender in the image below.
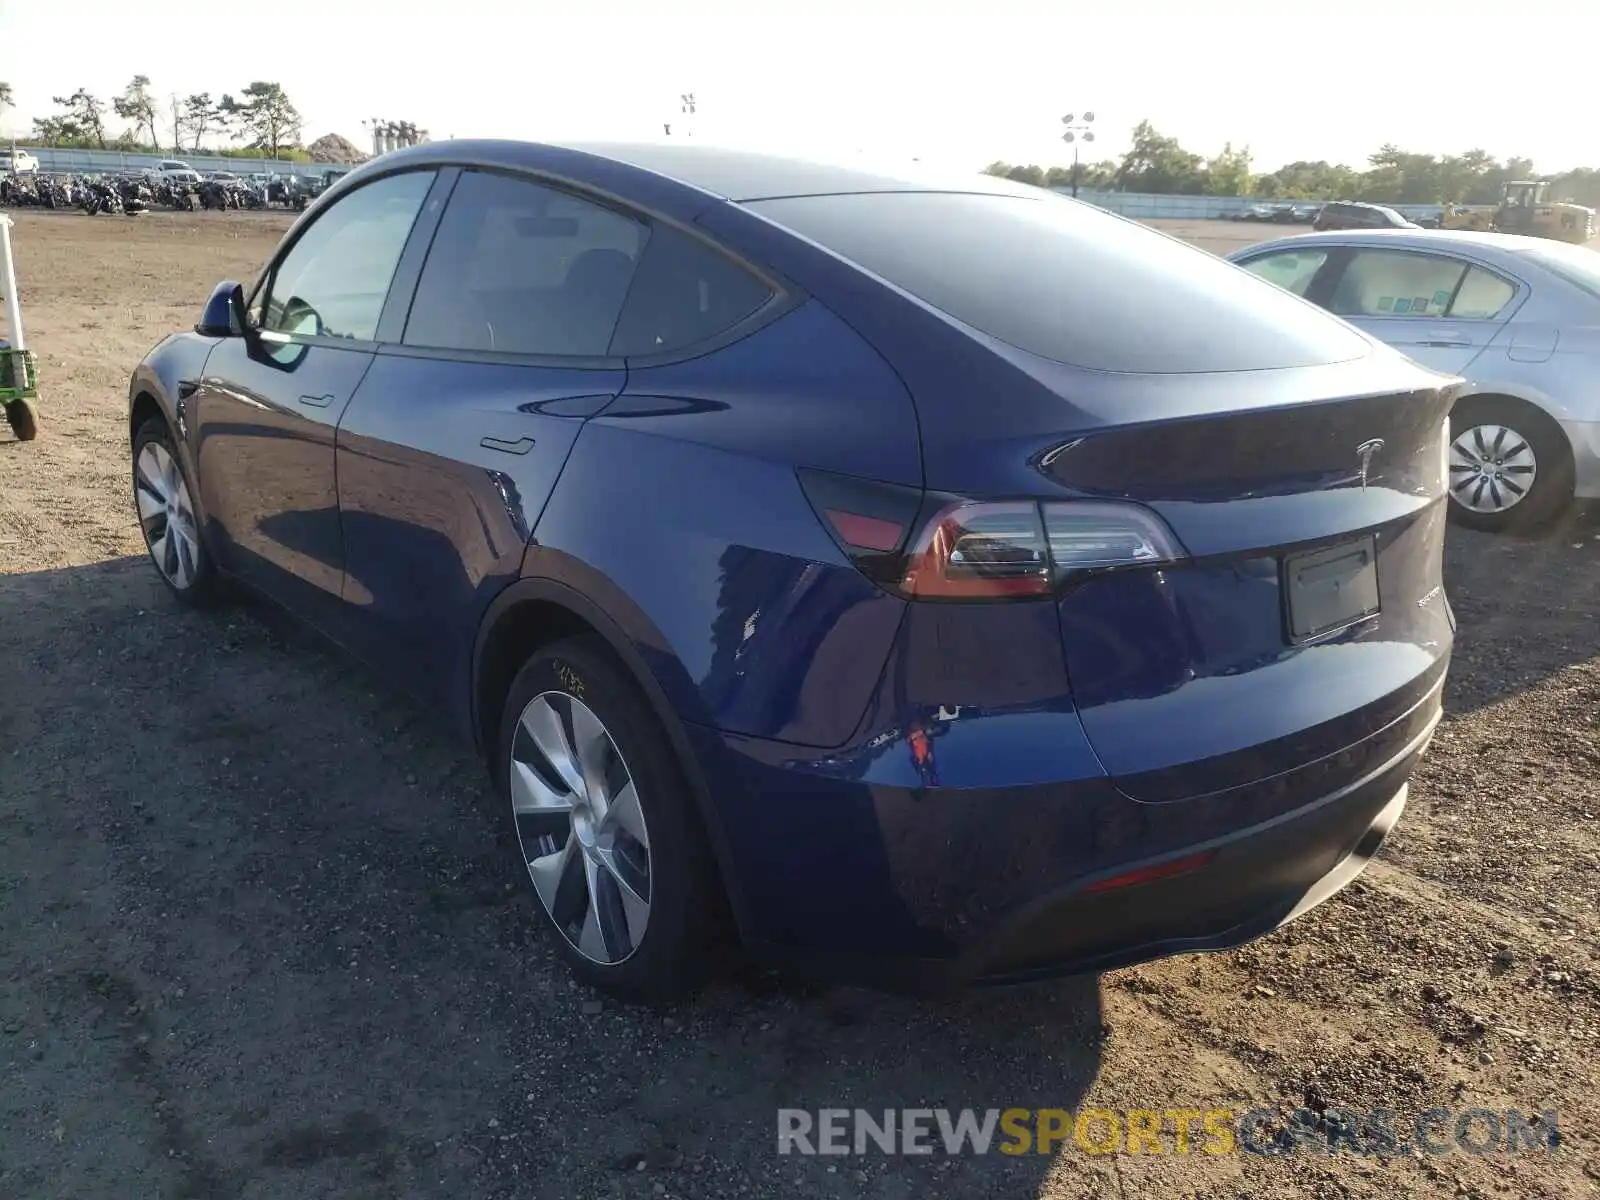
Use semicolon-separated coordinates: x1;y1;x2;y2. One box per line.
128;330;219;445
129;332;221;521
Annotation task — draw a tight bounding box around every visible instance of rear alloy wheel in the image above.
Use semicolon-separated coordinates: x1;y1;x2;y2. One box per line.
133;418;219;603
1446;398;1573;533
512;689;653;966
496;637;721;1002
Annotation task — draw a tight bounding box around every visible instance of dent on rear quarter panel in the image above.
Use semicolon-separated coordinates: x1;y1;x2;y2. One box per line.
530;302;919;748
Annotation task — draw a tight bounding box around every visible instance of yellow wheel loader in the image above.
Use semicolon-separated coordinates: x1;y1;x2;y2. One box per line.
1491;181;1595;245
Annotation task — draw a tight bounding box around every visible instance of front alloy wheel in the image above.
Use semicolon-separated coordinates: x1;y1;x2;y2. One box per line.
133;419;217;601
509;690;653;965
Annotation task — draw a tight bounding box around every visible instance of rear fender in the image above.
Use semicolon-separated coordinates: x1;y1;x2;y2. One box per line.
471;566;755;937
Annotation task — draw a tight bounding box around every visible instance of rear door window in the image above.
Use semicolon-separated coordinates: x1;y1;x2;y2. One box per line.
745;191;1369;373
404;170;646;357
609;225;775;356
1326;250;1468;318
1447;267;1517;319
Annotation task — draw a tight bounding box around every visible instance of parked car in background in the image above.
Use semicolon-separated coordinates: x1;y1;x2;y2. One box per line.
208;170;242;184
1231;203;1296;223
1313;201;1419;232
1291;204;1322;224
151;160;203;185
127;142;1454;999
1231;228;1600;531
3;148;39;175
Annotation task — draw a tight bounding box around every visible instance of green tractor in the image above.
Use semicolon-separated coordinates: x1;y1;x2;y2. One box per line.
0;214;39;441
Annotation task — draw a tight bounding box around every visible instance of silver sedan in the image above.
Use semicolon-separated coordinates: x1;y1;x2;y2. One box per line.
1229;229;1600;532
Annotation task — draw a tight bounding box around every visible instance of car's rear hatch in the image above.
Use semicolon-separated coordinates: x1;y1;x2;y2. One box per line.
1022;359;1454;801
737;187;1456;807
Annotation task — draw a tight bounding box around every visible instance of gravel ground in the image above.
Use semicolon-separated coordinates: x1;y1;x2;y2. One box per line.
0;210;1597;1200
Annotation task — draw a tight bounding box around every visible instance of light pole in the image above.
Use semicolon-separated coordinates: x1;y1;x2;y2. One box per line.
1061;111;1096;198
666;92;697;137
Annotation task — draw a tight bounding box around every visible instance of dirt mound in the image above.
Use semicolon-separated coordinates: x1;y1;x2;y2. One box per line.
306;133;366;164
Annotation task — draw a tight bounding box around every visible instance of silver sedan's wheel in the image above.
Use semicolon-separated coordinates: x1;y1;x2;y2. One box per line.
1449;422;1537;515
135;440;202;589
509;690;652;965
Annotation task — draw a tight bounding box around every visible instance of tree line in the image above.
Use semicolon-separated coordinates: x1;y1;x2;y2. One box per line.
0;77;306;160
987;120;1600;208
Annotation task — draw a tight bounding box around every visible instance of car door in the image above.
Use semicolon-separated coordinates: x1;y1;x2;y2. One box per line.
1320;247;1522;374
190;169;436;622
332;167;645;708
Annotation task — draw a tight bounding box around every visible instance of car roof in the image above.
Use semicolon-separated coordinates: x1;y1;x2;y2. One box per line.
1231;227;1562;259
350;138;1046;204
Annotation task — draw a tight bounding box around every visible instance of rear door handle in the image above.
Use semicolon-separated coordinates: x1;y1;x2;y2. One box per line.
1419;338;1472;348
298;393;335;409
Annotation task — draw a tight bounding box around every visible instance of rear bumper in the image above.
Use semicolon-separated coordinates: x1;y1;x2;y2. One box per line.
1559;418;1600;500
698;677;1441;996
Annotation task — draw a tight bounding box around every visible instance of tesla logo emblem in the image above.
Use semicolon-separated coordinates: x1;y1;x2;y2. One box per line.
1355;438;1385;491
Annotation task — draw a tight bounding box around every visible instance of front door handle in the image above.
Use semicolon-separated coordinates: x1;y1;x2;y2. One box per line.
480;435;536;456
298;393;335;409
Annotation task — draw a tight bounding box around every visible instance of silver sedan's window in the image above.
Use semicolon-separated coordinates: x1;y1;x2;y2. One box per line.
1449;267;1516;320
1240;249;1328;297
745;192;1370;374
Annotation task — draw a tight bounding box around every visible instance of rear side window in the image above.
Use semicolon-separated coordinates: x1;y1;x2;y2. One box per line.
746;192;1369;373
1328;250;1466;318
609;225;774;356
1239;249;1328;297
1449;267;1516;319
405;170;646;356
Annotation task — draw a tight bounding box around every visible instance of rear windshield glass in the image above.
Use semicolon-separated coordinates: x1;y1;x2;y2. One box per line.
744;192;1369;373
1517;243;1600;301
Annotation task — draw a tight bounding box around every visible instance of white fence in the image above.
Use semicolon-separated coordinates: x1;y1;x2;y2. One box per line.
17;146;327;180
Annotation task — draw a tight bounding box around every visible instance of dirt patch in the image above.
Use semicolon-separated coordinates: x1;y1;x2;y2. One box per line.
0;210;1596;1198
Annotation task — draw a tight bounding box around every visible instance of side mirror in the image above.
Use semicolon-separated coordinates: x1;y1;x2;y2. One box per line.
196;280;246;338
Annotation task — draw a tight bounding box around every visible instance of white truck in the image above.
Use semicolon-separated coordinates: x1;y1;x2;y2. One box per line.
3;148;39;175
150;159;203;185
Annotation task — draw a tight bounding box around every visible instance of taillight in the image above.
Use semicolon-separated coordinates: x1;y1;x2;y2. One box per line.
899;502;1052;598
798;469;1187;602
901;500;1184;599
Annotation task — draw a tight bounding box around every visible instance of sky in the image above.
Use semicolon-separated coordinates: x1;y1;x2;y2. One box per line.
1;0;1596;174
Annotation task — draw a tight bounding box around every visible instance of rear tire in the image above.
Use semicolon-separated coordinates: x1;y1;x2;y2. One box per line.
495;636;722;1003
1446;396;1573;534
5;397;38;441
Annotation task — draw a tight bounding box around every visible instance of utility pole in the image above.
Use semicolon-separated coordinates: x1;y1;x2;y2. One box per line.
1060;111;1096;198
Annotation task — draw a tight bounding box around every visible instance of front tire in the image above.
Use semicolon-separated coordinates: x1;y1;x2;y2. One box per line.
496;637;722;1003
132;417;220;604
1446;397;1573;533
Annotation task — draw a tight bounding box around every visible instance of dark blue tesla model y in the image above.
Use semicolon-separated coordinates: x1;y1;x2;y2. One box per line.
128;141;1456;1000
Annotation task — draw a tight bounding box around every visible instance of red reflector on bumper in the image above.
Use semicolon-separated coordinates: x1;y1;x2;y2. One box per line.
1081;850;1218;894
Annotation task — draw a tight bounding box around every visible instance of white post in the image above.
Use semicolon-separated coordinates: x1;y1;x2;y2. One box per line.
0;214;25;352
